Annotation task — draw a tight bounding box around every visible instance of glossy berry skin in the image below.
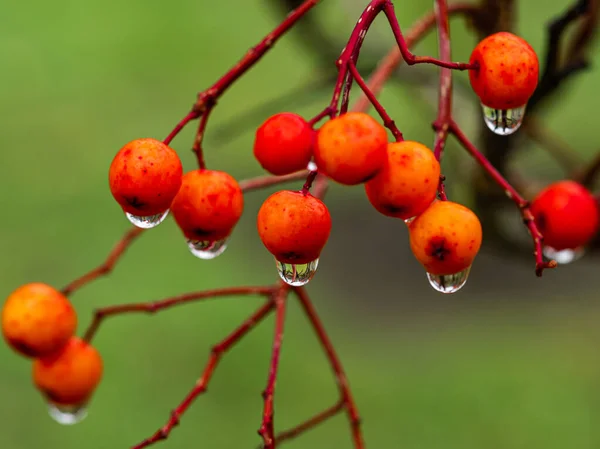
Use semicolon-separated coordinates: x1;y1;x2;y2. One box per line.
171;169;244;242
365;141;440;220
469;32;539;109
2;283;77;358
314;112;388;185
408;201;483;275
257;190;332;264
33;337;103;406
530;180;599;251
253;113;314;176
109;138;183;216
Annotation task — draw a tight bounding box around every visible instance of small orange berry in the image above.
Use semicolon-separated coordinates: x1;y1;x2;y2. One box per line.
531;180;599;251
2;283;77;358
33;337;103;406
365;141;440;220
408;201;482;275
257;190;332;264
469;32;539;109
253;113;314;176
171;169;244;242
314;112;388;185
109;138;183;216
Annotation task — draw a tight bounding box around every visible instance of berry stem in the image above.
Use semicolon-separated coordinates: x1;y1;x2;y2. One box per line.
348;62;403;141
293;286;364;449
449;120;558;276
302;170;319;193
241;170;311;192
130;298;277;449
163;110;199;146
61;226;145;297
192;109;213;169
82;285;274;343
258;287;289;449
575;149;600;188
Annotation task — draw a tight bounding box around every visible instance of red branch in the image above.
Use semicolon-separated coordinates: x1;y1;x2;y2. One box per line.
449;121;558;276
271;401;344;446
258;287;288;449
163;111;198;146
61;227;145;296
293;287;364;449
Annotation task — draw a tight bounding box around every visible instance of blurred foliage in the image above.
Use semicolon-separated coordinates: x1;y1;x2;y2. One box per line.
1;1;599;448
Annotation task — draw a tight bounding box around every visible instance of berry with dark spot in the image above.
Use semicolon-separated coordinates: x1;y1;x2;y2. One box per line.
257;190;332;264
2;283;77;358
408;201;482;275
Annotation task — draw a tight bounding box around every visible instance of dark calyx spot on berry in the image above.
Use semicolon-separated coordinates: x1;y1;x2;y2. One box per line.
381;203;408;215
280;251;304;261
10;338;38;357
426;236;452;261
124;196;146;210
192;227;215;238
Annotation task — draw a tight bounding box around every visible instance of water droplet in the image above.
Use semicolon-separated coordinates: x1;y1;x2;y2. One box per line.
125;210;169;229
187;238;228;259
276;259;319;286
426;265;471;294
542;246;585;265
48;402;88;425
307;161;318;171
481;104;526;136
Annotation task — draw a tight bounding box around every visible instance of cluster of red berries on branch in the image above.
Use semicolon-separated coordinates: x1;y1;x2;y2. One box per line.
3;0;600;448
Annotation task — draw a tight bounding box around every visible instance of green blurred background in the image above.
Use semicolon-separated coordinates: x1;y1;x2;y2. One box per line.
1;0;600;448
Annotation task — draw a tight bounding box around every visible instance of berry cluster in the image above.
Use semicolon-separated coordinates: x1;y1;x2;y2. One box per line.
2;1;599;447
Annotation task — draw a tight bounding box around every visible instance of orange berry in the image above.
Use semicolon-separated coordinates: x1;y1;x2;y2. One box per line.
253;113;314;176
257;190;332;264
530;180;599;251
314;112;388;185
365;141;440;220
469;32;539;109
109;138;183;216
171;169;244;242
408;201;482;275
33;337;103;406
2;283;77;358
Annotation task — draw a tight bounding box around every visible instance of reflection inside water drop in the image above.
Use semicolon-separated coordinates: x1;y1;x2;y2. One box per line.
307;161;318;171
426;265;471;294
125;210;169;229
481;104;526;136
187;238;228;260
48;402;88;425
276;259;319;286
542;246;585;265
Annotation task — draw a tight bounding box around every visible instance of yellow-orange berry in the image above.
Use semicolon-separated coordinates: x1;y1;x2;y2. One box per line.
469;32;539;109
109;138;183;216
171;169;244;242
33;337;103;406
2;283;77;358
365;141;440;220
314;112;388;185
257;190;332;264
408;201;482;275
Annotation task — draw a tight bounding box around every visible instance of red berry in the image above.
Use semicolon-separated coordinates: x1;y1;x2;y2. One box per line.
314;112;388;185
253;113;314;176
365;141;441;220
33;337;103;407
469;32;539;109
530;180;599;251
257;190;332;264
171;169;244;242
109;138;183;216
2;283;77;358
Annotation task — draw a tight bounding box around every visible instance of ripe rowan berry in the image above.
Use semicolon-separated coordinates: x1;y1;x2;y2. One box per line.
365;141;440;221
109;138;183;222
408;201;482;276
469;32;539;110
313;112;388;185
530;180;599;251
2;283;77;358
171;169;244;242
257;190;332;264
253;112;314;176
33;336;103;407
